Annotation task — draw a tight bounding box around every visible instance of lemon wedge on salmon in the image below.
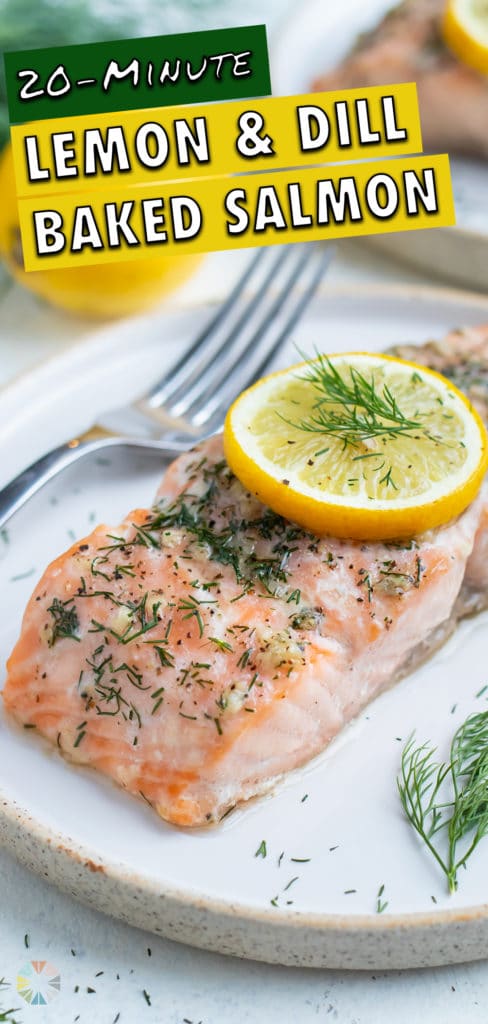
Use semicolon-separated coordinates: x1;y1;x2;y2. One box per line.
443;0;488;76
224;352;488;540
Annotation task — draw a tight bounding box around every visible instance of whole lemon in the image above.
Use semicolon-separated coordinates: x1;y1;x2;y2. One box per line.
0;143;202;319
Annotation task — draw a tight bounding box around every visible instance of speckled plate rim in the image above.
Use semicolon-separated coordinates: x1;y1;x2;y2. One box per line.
3;280;488;969
3;785;488;970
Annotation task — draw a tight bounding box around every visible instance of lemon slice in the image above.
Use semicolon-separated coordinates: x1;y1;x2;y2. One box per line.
443;0;488;76
224;352;488;541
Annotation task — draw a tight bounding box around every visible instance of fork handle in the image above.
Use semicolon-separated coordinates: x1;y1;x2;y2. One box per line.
0;435;188;531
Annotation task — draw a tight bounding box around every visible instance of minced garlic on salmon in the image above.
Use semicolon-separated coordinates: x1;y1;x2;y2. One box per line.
4;326;488;826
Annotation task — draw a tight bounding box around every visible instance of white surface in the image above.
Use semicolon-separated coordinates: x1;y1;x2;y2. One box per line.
2;246;488;1017
1;847;487;1024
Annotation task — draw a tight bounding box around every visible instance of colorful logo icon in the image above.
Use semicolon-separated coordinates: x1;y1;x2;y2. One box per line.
16;961;61;1005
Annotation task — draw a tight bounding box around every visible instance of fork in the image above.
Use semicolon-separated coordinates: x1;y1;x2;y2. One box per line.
0;242;333;529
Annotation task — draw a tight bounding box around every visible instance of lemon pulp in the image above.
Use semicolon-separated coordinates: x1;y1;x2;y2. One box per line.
224;353;488;540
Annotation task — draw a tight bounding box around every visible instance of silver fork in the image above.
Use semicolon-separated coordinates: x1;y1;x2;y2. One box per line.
0;242;333;529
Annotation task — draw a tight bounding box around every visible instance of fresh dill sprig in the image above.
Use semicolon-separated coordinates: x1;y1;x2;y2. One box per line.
286;353;436;448
0;1009;21;1024
398;711;488;892
397;738;451;882
0;980;21;1024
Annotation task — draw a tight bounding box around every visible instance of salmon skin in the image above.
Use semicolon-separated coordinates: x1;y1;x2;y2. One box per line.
312;0;488;159
4;327;488;827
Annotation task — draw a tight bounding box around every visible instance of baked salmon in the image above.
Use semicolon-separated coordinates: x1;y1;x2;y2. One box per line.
4;326;488;827
312;0;488;159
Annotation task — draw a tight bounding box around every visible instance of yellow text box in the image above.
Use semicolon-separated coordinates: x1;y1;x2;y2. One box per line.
18;154;454;271
11;84;423;197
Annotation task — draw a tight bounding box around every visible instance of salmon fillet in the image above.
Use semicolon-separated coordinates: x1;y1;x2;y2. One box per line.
312;0;488;159
390;326;488;604
4;326;488;827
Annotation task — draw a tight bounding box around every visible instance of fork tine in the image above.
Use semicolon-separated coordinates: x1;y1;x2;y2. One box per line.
163;243;313;420
197;243;334;435
0;243;333;530
149;245;295;414
181;243;333;429
146;247;282;408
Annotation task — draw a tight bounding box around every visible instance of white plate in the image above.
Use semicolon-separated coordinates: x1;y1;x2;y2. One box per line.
272;0;488;292
3;282;488;970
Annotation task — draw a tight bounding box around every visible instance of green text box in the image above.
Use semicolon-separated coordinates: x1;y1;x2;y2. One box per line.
5;24;271;122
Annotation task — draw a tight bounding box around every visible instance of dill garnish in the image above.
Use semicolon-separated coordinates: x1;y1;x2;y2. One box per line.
0;1008;21;1023
286;353;437;448
139;461;313;599
90;592;161;645
398;711;488;892
177;594;216;638
151;687;165;716
0;980;20;1024
376;884;388;914
10;568;35;582
255;839;267;858
91;555;136;581
237;648;252;669
47;597;80;646
208;636;233;653
146;643;175;669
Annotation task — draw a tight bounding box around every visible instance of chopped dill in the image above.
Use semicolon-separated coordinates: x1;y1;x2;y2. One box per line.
376;884;388;914
47;597;80;646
